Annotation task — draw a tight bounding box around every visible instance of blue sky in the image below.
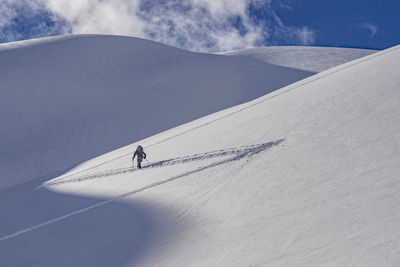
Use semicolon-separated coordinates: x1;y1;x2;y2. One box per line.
0;0;398;52
274;0;400;49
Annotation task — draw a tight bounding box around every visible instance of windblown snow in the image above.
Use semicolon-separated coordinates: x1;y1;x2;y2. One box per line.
2;35;399;266
222;46;377;72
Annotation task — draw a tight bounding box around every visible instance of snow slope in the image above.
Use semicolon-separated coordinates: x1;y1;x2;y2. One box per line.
1;41;399;266
222;46;377;72
0;34;314;190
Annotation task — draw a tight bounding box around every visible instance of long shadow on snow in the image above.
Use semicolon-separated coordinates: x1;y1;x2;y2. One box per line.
0;171;183;266
46;140;285;187
0;139;283;266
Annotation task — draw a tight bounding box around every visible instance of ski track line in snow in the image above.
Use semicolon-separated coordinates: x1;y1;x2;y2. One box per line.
0;199;112;242
43;141;284;187
48;45;399;182
2;140;284;242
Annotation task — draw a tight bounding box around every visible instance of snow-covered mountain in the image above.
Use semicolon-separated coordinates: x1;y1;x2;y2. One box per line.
2;35;398;266
0;34;315;190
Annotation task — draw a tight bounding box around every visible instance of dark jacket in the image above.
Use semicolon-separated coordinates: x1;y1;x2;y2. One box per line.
133;150;146;161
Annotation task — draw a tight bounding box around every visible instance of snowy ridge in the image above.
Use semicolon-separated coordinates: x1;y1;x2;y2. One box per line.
0;35;72;51
222;45;377;72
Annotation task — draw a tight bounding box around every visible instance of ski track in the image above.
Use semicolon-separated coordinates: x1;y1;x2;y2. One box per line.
43;140;284;187
0;199;113;242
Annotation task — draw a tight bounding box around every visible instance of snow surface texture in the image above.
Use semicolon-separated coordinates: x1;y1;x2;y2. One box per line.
0;34;315;190
222;46;377;72
1;35;399;266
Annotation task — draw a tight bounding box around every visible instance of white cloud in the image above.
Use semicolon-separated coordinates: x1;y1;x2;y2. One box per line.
0;1;15;28
0;0;29;41
294;26;315;45
362;22;378;38
136;0;270;51
0;0;67;41
39;0;270;52
1;0;316;52
39;0;141;36
270;10;315;45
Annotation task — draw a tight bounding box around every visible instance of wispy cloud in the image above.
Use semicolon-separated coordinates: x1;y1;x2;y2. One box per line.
40;0;269;52
361;22;378;38
294;26;315;45
0;0;67;42
1;0;316;52
269;10;315;45
138;0;271;51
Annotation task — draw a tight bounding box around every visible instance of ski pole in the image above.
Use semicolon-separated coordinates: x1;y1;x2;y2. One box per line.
145;158;151;164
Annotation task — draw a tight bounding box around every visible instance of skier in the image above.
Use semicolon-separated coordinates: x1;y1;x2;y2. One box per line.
132;145;147;169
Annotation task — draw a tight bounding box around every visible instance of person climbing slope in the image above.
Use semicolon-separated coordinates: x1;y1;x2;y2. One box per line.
132;145;147;169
